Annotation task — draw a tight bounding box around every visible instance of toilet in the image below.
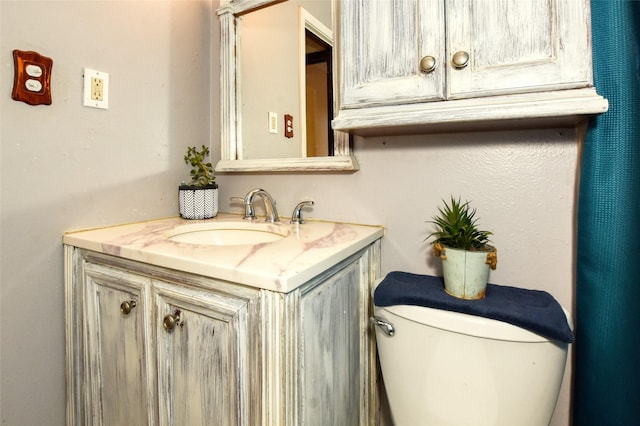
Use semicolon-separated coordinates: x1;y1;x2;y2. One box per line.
372;282;572;426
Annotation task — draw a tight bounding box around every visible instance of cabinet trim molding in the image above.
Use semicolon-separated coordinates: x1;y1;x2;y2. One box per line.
333;87;608;136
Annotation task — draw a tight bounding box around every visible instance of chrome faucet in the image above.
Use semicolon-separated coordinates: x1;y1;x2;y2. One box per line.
233;188;279;222
290;200;314;224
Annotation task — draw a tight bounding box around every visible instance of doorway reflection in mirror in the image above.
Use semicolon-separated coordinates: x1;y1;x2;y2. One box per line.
240;1;333;159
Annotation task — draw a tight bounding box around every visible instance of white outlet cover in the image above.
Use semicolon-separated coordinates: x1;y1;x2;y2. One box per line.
268;111;277;134
83;68;109;109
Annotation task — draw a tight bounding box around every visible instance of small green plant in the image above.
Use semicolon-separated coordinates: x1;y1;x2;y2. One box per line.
184;145;215;187
426;196;492;251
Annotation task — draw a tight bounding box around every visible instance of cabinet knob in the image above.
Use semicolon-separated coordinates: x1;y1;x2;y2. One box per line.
120;300;137;315
451;51;470;69
419;55;437;73
163;310;182;331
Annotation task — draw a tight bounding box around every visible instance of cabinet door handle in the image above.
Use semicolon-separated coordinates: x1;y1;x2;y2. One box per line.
419;55;437;73
451;51;470;69
120;300;137;315
163;310;182;331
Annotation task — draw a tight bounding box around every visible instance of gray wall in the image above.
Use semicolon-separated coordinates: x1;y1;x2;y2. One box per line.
1;1;212;424
2;1;578;425
216;129;579;426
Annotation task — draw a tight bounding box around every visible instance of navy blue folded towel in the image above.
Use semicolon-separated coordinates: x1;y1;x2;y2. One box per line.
374;271;574;344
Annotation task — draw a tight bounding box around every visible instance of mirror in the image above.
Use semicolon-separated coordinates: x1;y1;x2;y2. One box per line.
216;0;358;172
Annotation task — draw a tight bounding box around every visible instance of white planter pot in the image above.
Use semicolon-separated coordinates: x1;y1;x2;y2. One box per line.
438;245;497;300
179;184;218;220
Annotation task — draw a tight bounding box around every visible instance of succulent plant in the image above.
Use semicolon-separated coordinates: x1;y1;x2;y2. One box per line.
184;145;215;187
426;196;492;251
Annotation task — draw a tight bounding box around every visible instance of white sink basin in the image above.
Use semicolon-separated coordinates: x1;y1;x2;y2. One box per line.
168;222;288;246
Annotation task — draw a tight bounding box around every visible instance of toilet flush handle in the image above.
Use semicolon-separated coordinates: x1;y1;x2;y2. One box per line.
370;316;395;337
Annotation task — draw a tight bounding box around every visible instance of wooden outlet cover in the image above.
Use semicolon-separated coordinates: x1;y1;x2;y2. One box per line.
12;49;53;106
284;114;294;138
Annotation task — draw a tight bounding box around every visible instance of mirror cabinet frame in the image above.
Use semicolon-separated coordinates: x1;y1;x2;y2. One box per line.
216;0;358;172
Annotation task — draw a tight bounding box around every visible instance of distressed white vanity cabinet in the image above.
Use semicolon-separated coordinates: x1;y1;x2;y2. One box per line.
77;259;257;425
64;215;383;426
333;0;608;134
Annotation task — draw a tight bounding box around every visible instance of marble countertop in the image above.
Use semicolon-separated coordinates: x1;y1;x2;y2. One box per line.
63;213;384;293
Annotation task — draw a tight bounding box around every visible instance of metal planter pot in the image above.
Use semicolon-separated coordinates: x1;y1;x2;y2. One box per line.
439;245;497;300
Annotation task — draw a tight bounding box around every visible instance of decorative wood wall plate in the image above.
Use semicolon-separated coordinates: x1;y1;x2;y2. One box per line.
12;50;53;106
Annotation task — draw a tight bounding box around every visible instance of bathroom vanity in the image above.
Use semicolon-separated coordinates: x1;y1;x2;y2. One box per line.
64;214;383;425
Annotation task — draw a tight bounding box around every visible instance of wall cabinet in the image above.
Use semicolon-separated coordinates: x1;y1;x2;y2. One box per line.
65;240;381;425
333;0;608;135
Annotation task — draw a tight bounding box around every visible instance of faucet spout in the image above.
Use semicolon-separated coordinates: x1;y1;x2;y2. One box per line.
244;188;279;222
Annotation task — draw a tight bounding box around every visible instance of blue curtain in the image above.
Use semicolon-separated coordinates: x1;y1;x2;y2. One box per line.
574;1;640;424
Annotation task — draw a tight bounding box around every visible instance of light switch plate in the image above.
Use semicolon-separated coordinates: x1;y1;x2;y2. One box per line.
83;68;109;109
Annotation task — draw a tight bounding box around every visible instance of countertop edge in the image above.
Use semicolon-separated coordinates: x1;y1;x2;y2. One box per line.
64;216;384;293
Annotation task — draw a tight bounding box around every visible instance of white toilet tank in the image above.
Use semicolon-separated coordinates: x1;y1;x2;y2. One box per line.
373;301;572;426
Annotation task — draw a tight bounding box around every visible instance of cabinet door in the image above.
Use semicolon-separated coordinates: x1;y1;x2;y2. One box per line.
446;0;592;98
299;260;365;425
339;0;445;108
154;281;253;426
83;263;154;425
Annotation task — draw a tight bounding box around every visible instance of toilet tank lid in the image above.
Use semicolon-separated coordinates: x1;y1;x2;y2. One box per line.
374;272;574;344
377;302;569;342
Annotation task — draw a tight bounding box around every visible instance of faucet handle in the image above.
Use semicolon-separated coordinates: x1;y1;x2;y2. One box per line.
290;200;315;224
230;196;256;220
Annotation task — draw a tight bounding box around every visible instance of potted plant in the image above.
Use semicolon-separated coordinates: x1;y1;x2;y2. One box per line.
179;145;218;220
426;196;497;299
